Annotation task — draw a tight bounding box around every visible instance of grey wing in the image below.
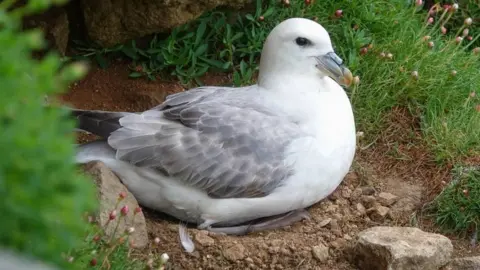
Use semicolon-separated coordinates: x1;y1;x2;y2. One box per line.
108;87;304;198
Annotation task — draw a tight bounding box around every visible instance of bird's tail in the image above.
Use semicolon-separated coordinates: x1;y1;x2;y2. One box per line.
71;108;133;138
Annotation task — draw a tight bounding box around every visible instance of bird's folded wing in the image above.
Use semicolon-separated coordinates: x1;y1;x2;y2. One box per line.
108;86;305;199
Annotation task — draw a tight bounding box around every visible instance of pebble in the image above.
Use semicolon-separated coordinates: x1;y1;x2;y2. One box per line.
351;187;363;200
367;205;390;222
361;186;376;195
377;192;399;206
330;238;347;249
223;243;246;262
195;231;215;247
318;218;332;227
356;203;367;215
361;195;377;208
312;244;330;262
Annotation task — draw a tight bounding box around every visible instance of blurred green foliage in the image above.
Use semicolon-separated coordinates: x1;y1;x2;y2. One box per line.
0;0;97;268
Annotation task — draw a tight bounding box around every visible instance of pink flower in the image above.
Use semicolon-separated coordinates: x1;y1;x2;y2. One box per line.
360;47;368;55
120;205;129;216
335;10;343;18
415;0;423;6
427;17;434;24
109;210;117;220
134;207;142;214
118;191;127;200
441;26;447;35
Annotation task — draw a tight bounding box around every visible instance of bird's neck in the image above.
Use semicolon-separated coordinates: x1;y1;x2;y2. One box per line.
258;71;332;96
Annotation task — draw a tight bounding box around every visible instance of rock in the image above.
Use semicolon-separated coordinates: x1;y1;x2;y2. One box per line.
361;195;377;208
23;7;69;55
341;187;352;199
80;0;254;47
367;205;390;222
443;256;480;270
351;187;363;201
83;161;149;248
318;218;332;228
353;226;453;270
330;238;347;249
223;243;246;262
312;244;330;262
377;192;399;206
356;203;367;215
361;186;376;196
0;248;57;270
383;177;423;221
194;231;215;247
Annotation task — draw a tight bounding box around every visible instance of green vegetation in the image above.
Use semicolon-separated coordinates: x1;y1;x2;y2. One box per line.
430;167;480;240
0;0;97;268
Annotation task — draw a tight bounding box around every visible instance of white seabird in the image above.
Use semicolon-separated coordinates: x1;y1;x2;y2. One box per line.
73;17;356;235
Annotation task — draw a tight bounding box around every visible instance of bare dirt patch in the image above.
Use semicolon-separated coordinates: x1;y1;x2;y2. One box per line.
59;62;479;269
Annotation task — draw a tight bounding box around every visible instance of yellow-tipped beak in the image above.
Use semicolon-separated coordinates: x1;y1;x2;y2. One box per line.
315;52;353;87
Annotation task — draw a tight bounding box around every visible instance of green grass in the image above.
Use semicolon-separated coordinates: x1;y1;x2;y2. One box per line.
70;0;480;258
429;167;480;240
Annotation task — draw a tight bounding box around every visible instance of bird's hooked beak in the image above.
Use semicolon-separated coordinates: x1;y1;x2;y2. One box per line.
315;52;353;87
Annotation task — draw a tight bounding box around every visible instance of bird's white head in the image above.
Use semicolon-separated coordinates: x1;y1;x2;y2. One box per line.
258;18;353;89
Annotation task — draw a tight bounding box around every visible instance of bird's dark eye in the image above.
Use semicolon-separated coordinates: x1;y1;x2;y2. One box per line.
295;37;310;46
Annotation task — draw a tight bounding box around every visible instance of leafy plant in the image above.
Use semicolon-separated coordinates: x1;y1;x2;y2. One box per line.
0;0;97;268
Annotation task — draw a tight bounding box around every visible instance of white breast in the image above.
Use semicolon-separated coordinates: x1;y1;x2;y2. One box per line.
272;77;356;208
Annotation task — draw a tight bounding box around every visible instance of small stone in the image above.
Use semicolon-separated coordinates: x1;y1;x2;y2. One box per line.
330;238;347;249
318;218;332;227
325;204;339;213
353;226;452;270
361;186;376;195
443;256;480;270
351;188;363;200
341;188;352;198
329;219;342;236
356;203;367;215
223;243;246;262
361;195;377;208
377;192;399;206
367;205;390;222
245;257;254;264
194;231;215;247
312;244;330;262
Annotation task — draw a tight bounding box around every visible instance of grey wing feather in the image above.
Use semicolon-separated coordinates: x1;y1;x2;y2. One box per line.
108;86;304;198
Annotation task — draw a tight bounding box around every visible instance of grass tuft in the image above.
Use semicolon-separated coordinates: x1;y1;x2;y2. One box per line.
429;166;480;242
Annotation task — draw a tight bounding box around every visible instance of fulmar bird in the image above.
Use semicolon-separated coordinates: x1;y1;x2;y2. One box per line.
73;17;356;235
